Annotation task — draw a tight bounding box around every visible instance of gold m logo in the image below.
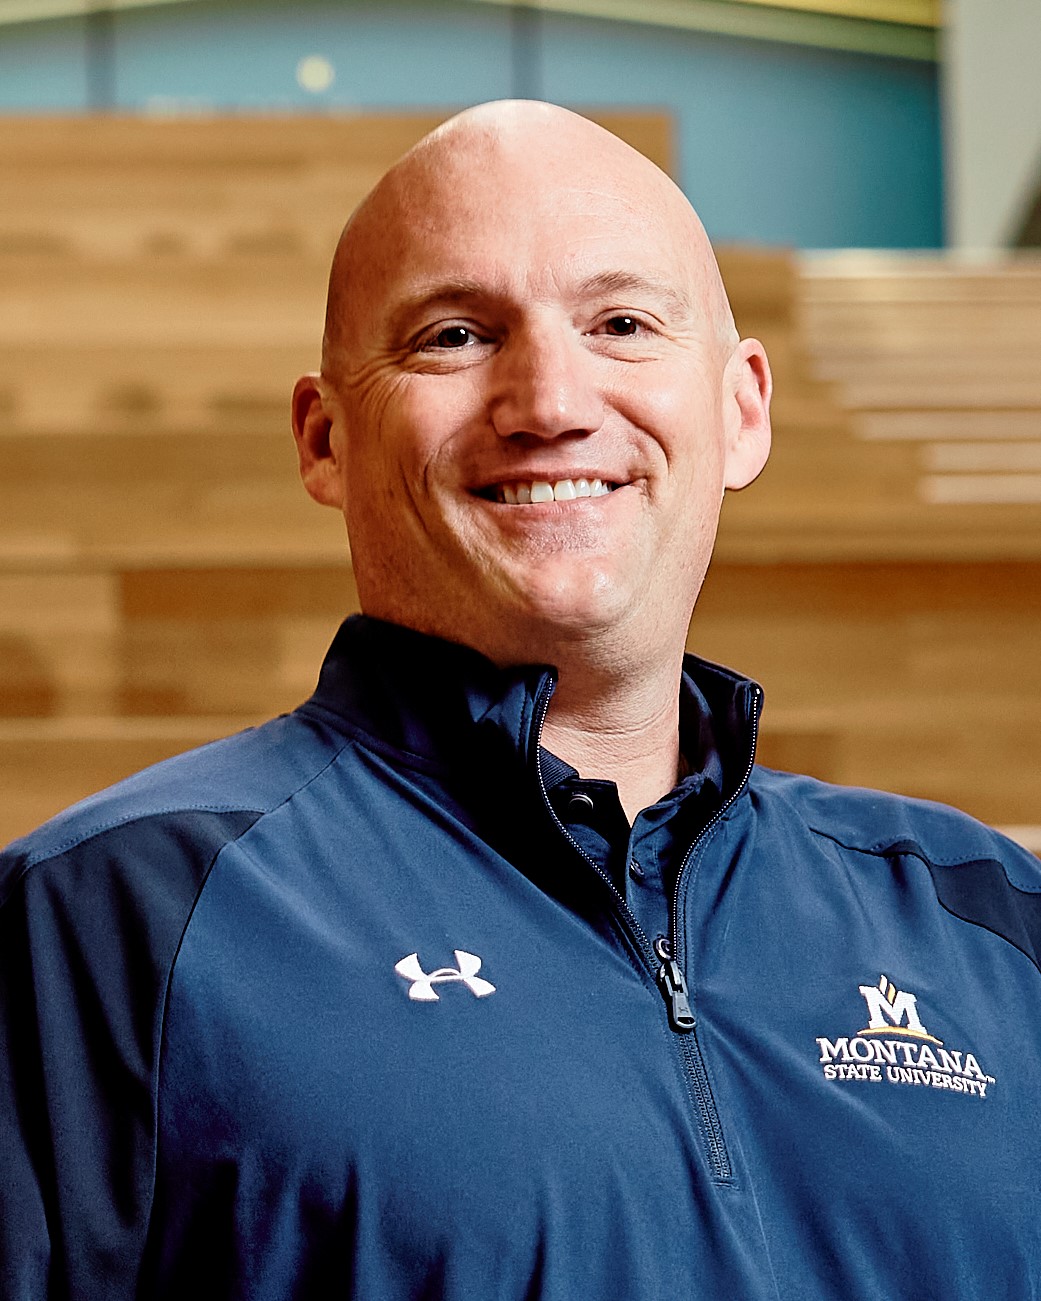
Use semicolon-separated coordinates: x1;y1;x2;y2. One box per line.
857;974;942;1044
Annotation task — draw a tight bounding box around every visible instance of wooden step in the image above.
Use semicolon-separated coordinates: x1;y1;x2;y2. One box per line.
0;428;344;568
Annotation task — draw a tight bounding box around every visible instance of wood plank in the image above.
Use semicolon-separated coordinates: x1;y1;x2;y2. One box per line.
857;411;1041;440
118;566;356;714
0;573;118;714
0;112;674;265
0;428;345;568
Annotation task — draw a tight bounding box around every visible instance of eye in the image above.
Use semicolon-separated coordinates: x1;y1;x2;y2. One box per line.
425;325;480;349
601;315;641;336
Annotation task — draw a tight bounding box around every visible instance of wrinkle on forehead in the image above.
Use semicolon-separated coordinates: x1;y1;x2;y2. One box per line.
321;100;736;374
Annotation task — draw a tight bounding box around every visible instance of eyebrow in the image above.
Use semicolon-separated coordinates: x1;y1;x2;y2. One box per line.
573;271;694;318
386;279;499;341
385;269;694;340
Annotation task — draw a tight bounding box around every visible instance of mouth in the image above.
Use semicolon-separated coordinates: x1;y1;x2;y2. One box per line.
480;477;618;505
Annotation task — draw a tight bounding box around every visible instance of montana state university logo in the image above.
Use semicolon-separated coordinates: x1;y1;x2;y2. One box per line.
816;975;996;1099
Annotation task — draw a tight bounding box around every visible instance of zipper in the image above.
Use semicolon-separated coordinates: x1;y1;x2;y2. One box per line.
532;677;761;1182
668;683;762;966
666;682;762;1181
654;933;696;1031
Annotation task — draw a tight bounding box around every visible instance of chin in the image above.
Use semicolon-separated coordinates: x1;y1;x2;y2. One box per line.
499;567;635;644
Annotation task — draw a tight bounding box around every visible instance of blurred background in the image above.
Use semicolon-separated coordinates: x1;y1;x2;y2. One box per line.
0;0;1038;848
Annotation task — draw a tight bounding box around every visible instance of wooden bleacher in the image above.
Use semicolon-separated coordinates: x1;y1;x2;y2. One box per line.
0;116;1038;848
699;248;1041;844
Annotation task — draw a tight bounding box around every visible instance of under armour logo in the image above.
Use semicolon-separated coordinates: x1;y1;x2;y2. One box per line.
394;950;496;1002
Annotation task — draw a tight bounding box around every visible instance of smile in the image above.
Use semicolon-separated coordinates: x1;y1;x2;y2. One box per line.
488;478;617;504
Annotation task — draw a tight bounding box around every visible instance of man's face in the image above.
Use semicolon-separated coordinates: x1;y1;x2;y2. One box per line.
299;115;770;665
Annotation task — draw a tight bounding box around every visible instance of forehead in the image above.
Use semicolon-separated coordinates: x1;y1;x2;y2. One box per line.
345;152;703;330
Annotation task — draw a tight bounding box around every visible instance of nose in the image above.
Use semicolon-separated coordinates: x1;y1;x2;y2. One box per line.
487;321;605;442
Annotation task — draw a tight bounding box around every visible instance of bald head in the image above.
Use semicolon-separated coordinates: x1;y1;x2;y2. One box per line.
321;100;736;375
292;96;771;674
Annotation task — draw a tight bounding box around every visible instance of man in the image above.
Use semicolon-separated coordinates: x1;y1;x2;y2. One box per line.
1;101;1039;1299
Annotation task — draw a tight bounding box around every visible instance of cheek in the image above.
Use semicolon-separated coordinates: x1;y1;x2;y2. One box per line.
615;370;726;482
356;374;479;471
341;379;424;497
340;379;477;542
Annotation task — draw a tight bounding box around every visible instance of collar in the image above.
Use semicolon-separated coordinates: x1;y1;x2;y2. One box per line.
303;614;761;805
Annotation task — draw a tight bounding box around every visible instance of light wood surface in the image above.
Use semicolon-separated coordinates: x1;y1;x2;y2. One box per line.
691;560;1041;828
0;116;1037;850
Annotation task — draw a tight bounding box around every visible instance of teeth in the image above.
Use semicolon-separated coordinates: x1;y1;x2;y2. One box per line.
494;477;615;503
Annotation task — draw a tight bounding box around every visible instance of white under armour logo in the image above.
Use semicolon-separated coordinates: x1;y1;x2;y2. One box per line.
394;950;496;1002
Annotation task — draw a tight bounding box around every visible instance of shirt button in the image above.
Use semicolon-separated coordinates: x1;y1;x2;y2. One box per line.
567;791;595;815
628;859;645;881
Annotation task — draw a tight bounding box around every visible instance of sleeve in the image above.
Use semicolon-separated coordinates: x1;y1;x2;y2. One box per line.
0;810;258;1299
0;848;56;1297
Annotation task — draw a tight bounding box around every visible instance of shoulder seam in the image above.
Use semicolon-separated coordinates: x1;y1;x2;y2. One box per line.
17;801;266;870
12;719;365;868
808;823;1029;872
3;728;359;912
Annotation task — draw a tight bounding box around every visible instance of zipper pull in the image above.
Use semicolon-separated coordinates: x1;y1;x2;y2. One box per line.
657;957;696;1033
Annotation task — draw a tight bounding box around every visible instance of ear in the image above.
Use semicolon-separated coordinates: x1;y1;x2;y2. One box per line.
291;373;345;509
722;338;772;492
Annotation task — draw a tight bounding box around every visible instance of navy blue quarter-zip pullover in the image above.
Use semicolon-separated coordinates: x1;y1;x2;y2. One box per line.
2;615;1039;1299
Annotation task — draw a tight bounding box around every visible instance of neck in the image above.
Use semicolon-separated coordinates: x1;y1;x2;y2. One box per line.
540;649;685;823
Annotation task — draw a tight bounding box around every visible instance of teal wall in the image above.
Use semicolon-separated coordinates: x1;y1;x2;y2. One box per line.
0;0;943;247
